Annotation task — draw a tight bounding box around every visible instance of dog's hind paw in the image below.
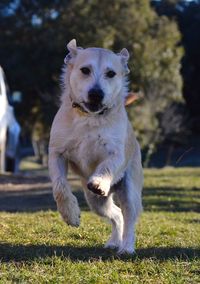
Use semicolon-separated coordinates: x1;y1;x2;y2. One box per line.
87;176;111;196
104;239;122;250
117;244;135;255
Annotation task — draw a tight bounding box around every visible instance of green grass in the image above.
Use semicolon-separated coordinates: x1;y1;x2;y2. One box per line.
0;167;200;283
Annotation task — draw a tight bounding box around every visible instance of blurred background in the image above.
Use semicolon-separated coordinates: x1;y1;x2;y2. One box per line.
0;0;200;173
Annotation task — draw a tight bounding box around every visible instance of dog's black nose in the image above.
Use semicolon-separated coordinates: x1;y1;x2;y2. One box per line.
88;87;104;103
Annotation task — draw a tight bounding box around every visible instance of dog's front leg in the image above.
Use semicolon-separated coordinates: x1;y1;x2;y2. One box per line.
48;149;80;227
87;151;125;196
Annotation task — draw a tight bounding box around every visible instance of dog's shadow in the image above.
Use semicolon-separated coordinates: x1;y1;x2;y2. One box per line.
0;243;199;262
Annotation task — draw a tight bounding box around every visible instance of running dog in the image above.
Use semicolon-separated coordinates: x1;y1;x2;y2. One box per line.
48;39;143;254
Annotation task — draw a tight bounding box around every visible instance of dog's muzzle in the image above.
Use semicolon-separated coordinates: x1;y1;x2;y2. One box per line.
71;86;110;115
88;87;104;104
85;87;105;112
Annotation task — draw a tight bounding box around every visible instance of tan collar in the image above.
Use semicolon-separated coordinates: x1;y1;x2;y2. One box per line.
72;102;90;116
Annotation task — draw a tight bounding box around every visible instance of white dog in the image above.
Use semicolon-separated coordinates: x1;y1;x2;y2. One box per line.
48;39;143;254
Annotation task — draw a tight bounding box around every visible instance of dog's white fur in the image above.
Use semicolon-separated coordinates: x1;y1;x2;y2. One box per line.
48;39;143;254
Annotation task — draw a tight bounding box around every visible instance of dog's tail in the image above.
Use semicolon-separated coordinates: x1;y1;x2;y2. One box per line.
125;92;143;106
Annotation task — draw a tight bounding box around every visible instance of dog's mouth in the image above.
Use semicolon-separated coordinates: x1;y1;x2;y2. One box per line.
83;102;102;112
72;100;109;116
82;102;108;114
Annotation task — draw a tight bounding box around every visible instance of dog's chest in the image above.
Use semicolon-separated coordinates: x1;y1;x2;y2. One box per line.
64;127;114;177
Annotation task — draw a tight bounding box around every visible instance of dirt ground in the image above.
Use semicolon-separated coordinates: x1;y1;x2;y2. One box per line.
0;173;56;212
0;157;85;212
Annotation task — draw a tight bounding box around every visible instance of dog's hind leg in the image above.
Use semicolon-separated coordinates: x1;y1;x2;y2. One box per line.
103;200;124;249
82;180;123;249
48;149;80;227
116;152;143;254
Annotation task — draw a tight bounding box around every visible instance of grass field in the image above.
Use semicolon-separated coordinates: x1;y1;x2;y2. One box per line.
0;167;200;283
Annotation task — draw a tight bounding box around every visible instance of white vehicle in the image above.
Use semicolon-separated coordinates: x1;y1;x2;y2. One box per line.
0;66;21;173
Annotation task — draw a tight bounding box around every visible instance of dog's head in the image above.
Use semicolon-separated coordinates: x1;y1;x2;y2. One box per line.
63;39;129;114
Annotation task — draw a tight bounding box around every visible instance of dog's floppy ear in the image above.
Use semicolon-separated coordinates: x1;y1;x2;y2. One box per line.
119;48;130;75
64;39;82;64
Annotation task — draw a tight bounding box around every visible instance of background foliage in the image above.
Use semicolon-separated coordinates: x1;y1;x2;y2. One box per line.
152;0;200;131
1;0;199;165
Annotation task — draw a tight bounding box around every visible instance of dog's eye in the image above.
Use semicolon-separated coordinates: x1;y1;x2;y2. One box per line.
106;70;116;78
80;67;91;75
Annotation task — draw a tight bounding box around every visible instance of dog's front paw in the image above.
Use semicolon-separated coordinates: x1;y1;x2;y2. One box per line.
58;192;81;227
53;178;80;227
87;176;111;196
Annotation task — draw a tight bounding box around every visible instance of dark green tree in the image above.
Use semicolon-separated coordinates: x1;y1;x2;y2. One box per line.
152;0;200;132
